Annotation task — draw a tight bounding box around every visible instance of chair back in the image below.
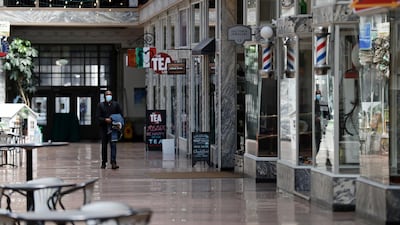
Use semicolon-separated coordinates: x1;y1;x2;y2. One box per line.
80;201;134;225
58;177;98;209
118;208;152;225
27;177;64;212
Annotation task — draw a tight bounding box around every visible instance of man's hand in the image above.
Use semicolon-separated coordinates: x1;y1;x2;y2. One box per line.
105;118;112;124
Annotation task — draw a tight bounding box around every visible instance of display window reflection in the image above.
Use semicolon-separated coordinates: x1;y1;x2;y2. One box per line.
357;14;391;183
32;97;47;126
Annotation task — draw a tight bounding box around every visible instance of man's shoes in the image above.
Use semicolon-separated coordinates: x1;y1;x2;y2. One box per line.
111;162;119;170
101;163;106;169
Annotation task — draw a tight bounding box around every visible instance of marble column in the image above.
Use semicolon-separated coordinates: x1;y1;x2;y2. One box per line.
0;60;5;103
217;0;236;169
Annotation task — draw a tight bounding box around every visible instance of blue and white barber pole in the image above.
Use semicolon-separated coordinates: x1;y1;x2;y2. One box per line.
314;27;330;75
262;44;272;73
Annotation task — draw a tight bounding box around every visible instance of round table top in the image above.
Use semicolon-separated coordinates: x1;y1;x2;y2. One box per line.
8;209;134;222
0;142;69;149
0;182;76;191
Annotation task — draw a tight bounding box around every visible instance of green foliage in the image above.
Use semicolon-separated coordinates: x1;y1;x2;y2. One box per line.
3;38;38;106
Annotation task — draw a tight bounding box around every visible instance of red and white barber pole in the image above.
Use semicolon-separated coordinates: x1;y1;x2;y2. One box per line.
314;27;330;75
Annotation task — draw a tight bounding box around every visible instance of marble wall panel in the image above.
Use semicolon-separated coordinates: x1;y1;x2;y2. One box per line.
386;190;400;222
244;155;257;178
277;162;294;193
218;0;236;169
311;170;333;205
295;168;310;192
356;179;386;221
256;161;276;181
332;177;356;209
312;4;358;25
0;10;138;26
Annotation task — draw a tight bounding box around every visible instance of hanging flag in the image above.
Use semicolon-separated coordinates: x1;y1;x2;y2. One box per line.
143;47;150;68
136;47;143;68
143;47;157;68
127;49;136;67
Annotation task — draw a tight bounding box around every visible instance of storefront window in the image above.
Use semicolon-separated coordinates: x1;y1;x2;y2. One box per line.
358;14;390;184
280;36;297;163
314;26;335;171
391;19;400;183
32;97;47;126
171;86;176;135
338;26;360;174
298;37;313;165
179;9;188;47
245;0;257;26
245;44;259;140
191;2;202;43
180;77;188;139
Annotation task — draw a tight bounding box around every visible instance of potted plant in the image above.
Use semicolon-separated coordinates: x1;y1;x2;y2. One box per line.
3;38;38;107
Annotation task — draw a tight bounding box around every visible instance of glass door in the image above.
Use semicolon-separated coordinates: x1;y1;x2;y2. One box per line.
32;87;100;141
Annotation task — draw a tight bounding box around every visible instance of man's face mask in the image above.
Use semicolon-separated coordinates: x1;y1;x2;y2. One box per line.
105;95;112;102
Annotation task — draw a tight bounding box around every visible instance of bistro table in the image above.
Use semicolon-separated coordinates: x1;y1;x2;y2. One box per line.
2;207;137;225
0;182;76;211
0;142;69;212
0;142;69;181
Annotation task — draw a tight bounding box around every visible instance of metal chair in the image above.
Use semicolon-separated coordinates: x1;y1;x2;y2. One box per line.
0;133;19;167
0;209;17;225
57;178;99;210
118;208;152;225
26;177;64;212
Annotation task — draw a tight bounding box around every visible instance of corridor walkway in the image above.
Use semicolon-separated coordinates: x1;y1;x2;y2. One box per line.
0;142;373;225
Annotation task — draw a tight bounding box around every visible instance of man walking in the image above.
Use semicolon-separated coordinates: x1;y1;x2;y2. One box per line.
95;90;123;169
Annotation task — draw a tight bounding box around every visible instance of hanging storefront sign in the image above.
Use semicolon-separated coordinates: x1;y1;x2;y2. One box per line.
228;25;251;45
167;62;186;75
145;110;166;151
351;0;400;12
151;52;172;74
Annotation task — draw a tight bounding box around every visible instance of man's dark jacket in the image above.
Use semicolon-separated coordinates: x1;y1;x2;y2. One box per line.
95;101;123;137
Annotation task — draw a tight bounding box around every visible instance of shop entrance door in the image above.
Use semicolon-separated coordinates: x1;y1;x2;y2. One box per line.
32;87;100;141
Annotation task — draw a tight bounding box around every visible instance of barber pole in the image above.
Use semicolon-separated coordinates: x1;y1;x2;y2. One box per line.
316;35;327;67
287;45;295;72
262;44;272;72
314;27;330;75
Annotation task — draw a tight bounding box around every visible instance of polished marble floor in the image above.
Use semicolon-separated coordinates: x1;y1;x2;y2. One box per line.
0;142;375;225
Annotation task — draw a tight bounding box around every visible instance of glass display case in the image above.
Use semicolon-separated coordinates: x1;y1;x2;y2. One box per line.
358;14;390;184
313;24;360;174
279;35;313;166
245;44;278;157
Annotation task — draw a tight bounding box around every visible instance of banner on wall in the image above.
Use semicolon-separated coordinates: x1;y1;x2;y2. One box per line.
127;49;136;67
127;48;179;75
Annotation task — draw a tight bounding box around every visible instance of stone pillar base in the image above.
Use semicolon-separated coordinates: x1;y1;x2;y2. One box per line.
356;177;400;224
243;153;276;182
311;169;357;211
